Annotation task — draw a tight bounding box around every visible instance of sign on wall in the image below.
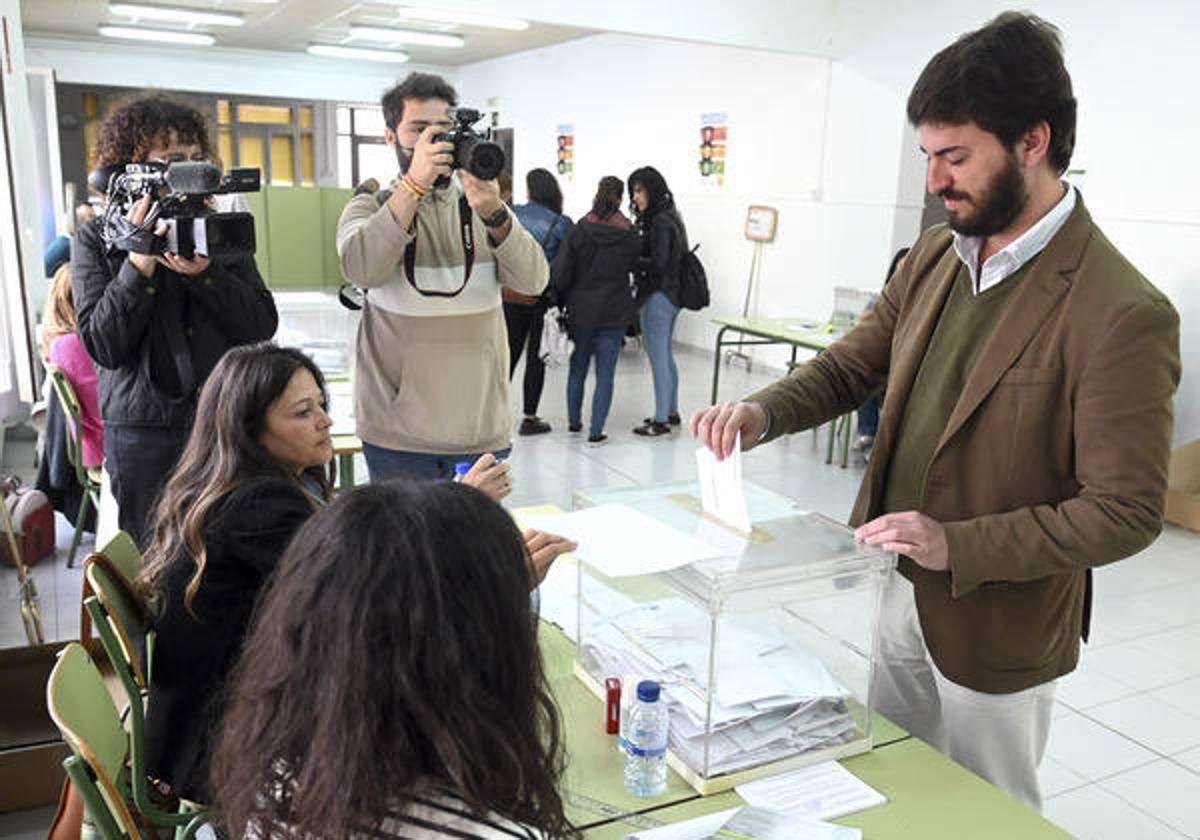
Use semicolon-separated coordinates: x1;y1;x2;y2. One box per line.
699;112;728;187
556;124;574;181
745;205;778;242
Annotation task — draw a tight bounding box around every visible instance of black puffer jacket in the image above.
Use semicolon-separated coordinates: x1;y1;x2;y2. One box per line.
72;217;278;428
551;219;640;330
634;207;686;307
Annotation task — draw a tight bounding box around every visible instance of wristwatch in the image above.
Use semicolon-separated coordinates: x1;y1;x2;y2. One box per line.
481;205;510;228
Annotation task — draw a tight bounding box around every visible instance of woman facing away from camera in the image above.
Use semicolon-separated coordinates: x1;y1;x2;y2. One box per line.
507;168;573;436
72;93;278;545
627;166;687;438
550;176;640;445
211;480;576;840
135;343;517;803
42;263;104;468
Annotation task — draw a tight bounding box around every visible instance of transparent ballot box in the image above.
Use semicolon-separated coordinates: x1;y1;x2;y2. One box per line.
572;481;892;794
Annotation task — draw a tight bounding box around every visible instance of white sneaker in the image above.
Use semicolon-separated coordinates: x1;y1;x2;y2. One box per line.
853;434;875;452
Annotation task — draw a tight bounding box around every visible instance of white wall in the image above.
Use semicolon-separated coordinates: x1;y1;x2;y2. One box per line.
459;33;913;378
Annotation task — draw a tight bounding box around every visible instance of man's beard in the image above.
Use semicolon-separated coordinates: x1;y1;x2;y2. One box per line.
940;153;1027;237
395;144;412;176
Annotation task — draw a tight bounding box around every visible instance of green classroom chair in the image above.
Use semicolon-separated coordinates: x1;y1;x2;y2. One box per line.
84;541;154;694
46;644;207;840
45;364;102;568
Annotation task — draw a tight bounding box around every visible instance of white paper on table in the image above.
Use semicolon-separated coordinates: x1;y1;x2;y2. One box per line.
535;551;579;639
714;807;861;840
521;504;725;578
695;432;752;533
736;761;886;821
625;805;860;840
625;808;738;840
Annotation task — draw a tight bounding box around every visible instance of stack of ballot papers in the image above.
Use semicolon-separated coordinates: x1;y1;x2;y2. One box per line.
579;592;858;778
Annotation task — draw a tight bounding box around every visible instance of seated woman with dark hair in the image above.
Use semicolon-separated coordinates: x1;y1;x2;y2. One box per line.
136;343;336;803
211;480;576;840
137;342;543;803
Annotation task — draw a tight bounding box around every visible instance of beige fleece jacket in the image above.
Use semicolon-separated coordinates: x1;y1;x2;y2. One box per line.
336;177;547;454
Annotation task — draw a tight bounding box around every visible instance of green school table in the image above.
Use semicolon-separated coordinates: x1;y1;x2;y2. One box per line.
708;317;855;466
709;317;838;405
579;736;1072;839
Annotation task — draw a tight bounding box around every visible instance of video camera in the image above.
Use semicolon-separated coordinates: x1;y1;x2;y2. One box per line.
433;107;506;185
89;161;260;260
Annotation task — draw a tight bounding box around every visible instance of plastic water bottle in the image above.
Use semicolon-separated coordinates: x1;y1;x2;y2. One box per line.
453;461;471;482
623;680;668;796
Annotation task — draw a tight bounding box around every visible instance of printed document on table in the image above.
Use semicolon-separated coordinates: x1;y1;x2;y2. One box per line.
624;806;860;840
695;432;752;533
736;761;886;821
521;504;725;578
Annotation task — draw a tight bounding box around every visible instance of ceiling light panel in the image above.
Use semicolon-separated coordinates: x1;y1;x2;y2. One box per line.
393;7;529;31
349;26;464;48
109;3;244;27
98;25;216;45
307;44;411;63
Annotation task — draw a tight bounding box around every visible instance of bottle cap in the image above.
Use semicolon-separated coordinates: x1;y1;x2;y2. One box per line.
453;462;471;480
636;680;660;703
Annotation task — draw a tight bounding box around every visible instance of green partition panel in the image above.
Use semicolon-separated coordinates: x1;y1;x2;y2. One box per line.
263;186;325;289
245;190;270;283
320;187;353;287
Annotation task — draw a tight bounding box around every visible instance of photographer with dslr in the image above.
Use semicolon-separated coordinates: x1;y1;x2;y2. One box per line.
337;72;547;483
72;94;277;544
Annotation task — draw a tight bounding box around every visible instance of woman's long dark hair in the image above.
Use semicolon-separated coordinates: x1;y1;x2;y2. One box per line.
627;165;675;223
590;175;624;220
526;167;563;215
137;343;332;611
210;482;573;840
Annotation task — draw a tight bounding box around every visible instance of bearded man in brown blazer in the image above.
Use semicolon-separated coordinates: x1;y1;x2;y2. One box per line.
693;12;1180;811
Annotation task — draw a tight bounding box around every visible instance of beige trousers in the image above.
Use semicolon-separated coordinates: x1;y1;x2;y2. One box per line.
871;568;1056;811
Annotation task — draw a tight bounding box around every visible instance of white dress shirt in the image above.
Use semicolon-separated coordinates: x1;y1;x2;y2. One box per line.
953;183;1077;294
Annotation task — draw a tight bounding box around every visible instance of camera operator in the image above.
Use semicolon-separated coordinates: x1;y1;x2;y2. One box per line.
72;94;278;545
336;72;547;482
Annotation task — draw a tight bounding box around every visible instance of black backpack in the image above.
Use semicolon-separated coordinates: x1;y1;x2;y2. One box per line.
676;242;710;311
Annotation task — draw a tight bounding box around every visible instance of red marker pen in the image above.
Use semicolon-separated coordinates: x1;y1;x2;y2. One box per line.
604;677;621;734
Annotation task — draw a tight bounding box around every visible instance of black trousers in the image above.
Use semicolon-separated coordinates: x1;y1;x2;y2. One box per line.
104;423;189;548
503;300;547;416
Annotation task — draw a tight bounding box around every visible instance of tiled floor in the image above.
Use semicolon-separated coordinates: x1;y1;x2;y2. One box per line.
2;340;1198;839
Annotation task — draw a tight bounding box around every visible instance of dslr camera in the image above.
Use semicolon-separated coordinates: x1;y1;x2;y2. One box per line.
433;107;505;185
90;161;260;260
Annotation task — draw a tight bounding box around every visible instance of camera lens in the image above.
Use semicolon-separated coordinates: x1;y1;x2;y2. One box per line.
465;139;505;181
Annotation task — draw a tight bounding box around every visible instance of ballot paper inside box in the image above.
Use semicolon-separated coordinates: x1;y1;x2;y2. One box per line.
571;482;893;795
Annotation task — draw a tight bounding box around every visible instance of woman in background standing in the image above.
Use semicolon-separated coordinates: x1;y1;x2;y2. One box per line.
628;166;686;437
72;93;278;544
551;176;639;445
507;168;573;436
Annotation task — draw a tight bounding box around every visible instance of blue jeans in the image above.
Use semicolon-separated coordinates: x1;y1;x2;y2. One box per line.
639;291;679;422
362;442;511;483
567;326;624;437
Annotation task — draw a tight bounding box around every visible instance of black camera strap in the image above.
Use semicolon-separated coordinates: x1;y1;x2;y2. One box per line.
402;194;476;297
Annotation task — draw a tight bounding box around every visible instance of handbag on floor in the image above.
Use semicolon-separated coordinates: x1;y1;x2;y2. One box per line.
0;476;55;568
538;306;573;368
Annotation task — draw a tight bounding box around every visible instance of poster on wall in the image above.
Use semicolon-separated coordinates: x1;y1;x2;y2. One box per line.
699;112;728;187
556;124;574;181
